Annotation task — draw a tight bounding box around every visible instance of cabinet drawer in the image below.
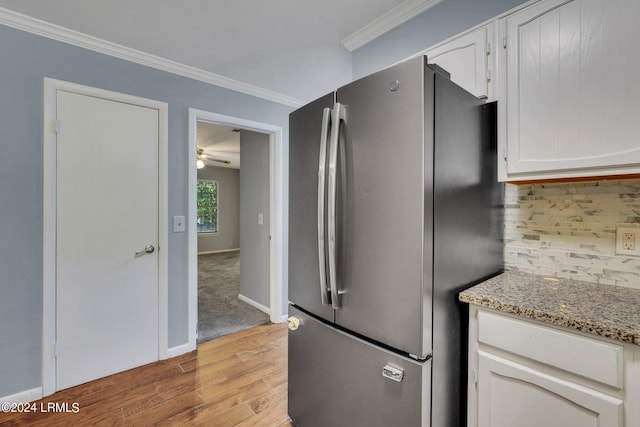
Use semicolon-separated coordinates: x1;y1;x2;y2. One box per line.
478;311;624;388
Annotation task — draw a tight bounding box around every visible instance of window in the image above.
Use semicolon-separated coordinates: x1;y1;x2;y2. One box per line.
197;180;218;233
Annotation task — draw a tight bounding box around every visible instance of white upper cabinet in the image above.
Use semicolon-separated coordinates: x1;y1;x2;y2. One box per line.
426;24;496;99
500;0;640;181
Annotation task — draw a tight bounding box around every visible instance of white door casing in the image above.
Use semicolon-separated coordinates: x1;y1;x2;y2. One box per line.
43;78;168;396
187;109;285;350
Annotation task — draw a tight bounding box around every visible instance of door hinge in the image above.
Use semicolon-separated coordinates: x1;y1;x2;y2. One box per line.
503;148;508;161
52;119;60;134
487;69;492;83
487;42;491;56
502;37;507;49
51;343;58;359
474;368;479;384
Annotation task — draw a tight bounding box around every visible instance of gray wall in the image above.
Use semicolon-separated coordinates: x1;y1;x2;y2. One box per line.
0;23;292;397
352;0;528;79
239;131;271;308
197;166;240;253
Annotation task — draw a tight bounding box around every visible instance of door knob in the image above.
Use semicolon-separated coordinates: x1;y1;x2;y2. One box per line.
287;316;300;331
135;244;155;257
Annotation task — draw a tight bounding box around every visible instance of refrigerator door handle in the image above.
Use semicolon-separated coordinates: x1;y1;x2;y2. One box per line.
317;107;331;306
327;102;344;309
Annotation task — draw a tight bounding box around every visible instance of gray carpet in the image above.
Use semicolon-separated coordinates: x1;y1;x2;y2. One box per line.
198;251;271;343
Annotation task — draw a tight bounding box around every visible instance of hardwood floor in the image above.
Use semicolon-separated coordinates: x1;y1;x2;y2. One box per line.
0;323;292;426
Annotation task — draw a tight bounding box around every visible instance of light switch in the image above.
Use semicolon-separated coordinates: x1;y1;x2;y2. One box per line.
173;216;186;232
258;213;264;225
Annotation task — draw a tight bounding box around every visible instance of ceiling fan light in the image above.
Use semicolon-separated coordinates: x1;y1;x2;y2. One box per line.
196;159;205;169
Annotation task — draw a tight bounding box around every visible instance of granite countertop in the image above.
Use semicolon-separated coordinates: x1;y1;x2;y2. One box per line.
459;270;640;346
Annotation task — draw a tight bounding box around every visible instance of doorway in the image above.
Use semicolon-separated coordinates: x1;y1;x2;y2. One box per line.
195;123;271;341
187;109;285;348
42;79;169;396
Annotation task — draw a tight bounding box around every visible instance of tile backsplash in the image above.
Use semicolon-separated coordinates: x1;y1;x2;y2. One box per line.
504;179;640;289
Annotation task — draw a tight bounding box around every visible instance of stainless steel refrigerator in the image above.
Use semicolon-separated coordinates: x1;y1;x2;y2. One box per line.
287;55;503;427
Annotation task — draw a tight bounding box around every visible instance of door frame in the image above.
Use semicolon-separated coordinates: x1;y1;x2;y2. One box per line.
187;108;285;348
42;78;169;397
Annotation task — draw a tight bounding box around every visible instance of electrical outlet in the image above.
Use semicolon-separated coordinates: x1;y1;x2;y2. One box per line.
623;232;636;250
616;228;640;256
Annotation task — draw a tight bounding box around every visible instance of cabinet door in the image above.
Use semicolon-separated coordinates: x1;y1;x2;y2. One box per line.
478;351;623;427
503;0;640;177
426;26;491;98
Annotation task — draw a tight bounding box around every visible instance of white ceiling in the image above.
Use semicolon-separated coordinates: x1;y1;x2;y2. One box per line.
197;122;241;169
0;0;440;103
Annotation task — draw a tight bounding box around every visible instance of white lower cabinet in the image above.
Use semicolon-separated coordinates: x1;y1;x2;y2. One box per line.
467;307;640;427
478;351;623;427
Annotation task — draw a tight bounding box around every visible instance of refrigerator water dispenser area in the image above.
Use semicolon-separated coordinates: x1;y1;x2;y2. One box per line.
382;365;404;382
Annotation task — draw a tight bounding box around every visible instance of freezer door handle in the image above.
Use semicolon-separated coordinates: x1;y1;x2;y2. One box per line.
327;102;344;309
317;107;331;306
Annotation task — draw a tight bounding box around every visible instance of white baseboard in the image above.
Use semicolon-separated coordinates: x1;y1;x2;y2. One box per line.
198;248;240;255
1;387;43;404
238;294;270;315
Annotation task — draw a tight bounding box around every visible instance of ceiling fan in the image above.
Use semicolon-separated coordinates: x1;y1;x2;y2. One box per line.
197;147;231;169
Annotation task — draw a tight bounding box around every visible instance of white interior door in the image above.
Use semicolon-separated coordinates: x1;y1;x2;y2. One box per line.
55;90;160;390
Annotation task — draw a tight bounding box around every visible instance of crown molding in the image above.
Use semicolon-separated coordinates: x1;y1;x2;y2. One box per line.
0;7;304;108
341;0;442;51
